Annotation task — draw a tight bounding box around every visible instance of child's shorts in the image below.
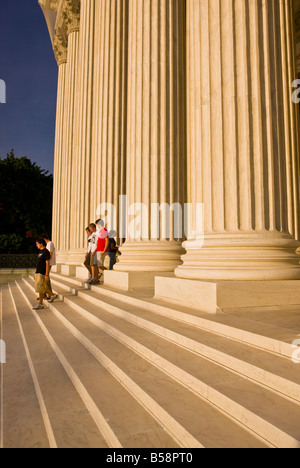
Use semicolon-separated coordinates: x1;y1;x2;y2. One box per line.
98;252;108;267
34;273;47;295
90;251;98;266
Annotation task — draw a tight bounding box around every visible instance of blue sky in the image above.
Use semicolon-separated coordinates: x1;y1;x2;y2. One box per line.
0;0;58;174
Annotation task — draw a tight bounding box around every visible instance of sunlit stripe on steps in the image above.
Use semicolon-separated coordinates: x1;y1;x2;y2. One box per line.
8;284;57;449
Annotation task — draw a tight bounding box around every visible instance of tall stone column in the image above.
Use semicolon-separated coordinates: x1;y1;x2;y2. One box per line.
52;23;68;257
90;0;128;243
60;1;80;260
175;0;300;281
68;0;95;263
115;0;187;273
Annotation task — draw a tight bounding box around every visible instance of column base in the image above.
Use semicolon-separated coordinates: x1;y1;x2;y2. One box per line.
175;236;300;281
155;276;300;314
56;249;86;266
104;270;174;291
114;241;185;272
56;251;69;264
51;264;61;274
51;264;78;276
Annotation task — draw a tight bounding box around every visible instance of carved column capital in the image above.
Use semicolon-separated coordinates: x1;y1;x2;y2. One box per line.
53;0;75;65
62;0;81;35
53;32;68;65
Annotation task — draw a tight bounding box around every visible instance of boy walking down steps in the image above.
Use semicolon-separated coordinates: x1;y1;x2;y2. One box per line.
33;237;58;310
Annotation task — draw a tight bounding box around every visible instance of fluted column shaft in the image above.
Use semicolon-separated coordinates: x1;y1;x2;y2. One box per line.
60;27;80;261
71;0;95;258
116;0;187;272
176;0;300;281
52;60;67;253
90;0;128;241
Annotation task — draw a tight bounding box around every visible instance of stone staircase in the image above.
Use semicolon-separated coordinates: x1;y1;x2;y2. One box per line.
1;269;300;448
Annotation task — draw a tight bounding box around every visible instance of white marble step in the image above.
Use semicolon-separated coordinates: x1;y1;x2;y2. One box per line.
0;285;50;448
50;272;297;359
50;272;88;289
17;279;269;448
12;282;182;449
1;283;109;448
39;275;300;404
22;277;300;448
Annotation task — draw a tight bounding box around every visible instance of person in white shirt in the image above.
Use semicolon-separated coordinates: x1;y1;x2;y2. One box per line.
84;226;93;281
88;223;100;285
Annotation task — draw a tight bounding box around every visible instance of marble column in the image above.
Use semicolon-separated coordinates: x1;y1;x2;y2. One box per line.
60;1;80;261
68;0;95;263
115;0;187;272
52;27;68;257
90;0;128;244
175;0;300;281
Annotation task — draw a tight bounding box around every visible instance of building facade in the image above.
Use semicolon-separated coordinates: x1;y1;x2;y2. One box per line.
39;0;300;303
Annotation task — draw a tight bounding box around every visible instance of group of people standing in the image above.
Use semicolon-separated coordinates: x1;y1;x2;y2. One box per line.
84;219;119;285
33;219;118;310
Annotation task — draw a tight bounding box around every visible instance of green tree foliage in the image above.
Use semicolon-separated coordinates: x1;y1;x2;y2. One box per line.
0;150;53;253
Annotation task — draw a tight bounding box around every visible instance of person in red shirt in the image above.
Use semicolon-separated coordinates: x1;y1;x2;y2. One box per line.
96;219;109;275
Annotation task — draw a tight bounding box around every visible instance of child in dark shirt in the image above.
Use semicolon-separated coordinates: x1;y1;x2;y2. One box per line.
108;230;118;270
33;238;58;310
